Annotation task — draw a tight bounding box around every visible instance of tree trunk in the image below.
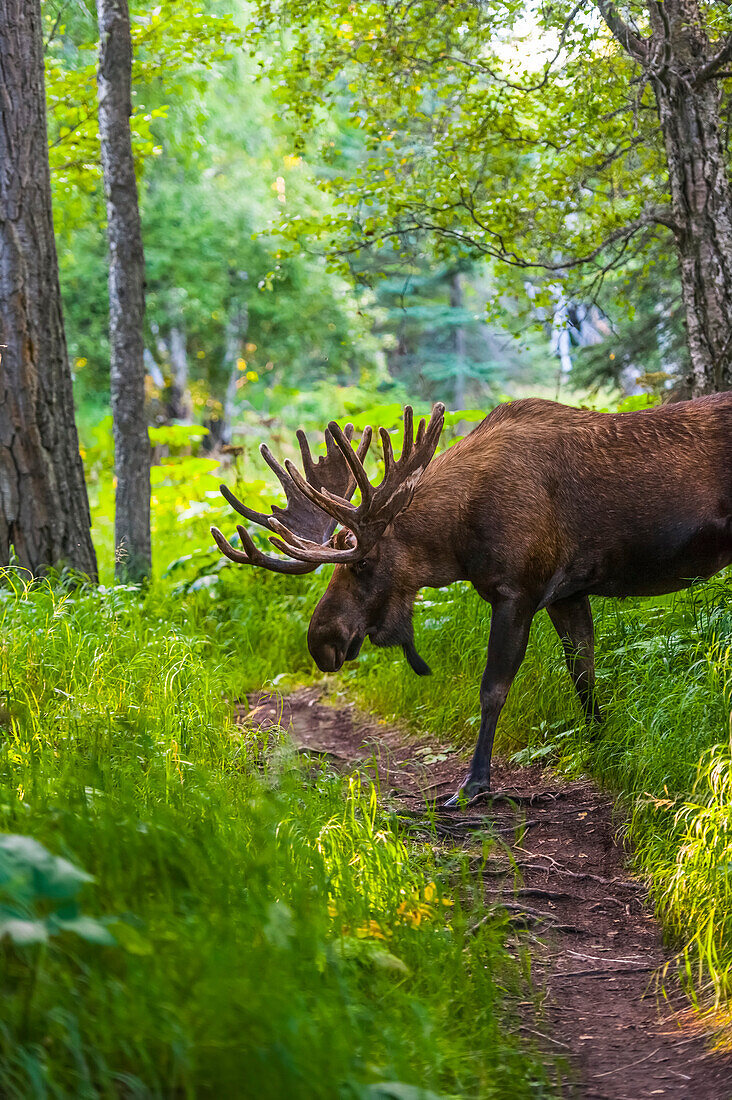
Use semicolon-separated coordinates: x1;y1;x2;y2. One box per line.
449;272;467;409
0;0;98;579
221;301;249;445
96;0;151;581
595;0;732;394
653;72;732;395
168;323;192;422
550;285;573;397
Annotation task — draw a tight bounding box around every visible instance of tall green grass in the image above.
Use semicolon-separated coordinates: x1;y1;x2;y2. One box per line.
0;571;556;1097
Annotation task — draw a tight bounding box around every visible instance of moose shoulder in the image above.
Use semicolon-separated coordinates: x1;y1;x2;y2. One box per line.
212;395;732;806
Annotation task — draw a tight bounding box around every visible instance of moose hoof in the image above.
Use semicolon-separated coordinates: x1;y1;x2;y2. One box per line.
443;778;491;810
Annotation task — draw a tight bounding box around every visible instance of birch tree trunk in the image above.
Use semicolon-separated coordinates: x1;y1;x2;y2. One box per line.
0;0;98;578
221;300;249;445
653;63;732;394
96;0;151;581
168;323;192;422
598;0;732;395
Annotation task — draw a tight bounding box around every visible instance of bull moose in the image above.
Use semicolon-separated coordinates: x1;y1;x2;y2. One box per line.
212;395;732;806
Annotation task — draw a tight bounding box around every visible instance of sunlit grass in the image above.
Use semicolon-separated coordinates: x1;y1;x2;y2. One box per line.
0;568;555;1097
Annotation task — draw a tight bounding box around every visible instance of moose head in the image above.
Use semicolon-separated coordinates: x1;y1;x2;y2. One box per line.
211;404;446;682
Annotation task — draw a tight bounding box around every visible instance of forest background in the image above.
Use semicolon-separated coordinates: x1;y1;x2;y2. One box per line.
52;0;676;458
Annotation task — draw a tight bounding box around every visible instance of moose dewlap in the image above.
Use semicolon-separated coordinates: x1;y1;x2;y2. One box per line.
212;395;732;806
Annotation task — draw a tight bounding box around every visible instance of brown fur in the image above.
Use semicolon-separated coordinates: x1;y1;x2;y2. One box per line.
308;395;732;803
406;393;732;599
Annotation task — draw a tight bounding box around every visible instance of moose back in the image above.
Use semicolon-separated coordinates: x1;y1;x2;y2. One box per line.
212;395;732;806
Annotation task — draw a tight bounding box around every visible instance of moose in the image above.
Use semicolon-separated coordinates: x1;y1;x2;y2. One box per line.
212;395;732;806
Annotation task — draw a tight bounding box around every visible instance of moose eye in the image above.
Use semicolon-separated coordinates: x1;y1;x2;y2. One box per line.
352;558;370;574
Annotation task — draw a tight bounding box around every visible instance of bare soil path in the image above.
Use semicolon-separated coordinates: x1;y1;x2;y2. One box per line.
240;686;732;1100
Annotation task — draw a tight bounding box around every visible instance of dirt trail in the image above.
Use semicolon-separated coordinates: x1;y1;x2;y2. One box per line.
240;686;732;1100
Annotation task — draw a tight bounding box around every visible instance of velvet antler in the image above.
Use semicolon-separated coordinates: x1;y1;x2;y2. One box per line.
211;424;372;573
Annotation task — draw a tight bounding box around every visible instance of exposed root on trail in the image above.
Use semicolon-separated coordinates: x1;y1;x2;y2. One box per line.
240;686;732;1100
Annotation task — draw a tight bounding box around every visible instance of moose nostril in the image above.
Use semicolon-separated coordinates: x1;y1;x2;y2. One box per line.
315;644;343;673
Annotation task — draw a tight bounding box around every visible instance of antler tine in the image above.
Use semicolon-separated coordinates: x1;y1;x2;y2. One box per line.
295;422;354;484
376;402;443;481
219;483;272;529
211;524;249;563
296;428;317;482
260;442;293;490
356;424;372;463
327;421;373;507
379;426;395;476
268;517;314;551
269;533;364;564
283;457;360;532
401;406;414;462
425;402;446;449
217;441;310;535
210;525;315;575
322;426;339;469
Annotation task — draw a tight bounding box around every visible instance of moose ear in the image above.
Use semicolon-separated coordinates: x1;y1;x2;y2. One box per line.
403;641;432;676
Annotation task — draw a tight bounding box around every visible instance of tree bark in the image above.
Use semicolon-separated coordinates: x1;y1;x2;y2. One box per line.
168;323;192;422
652;66;732;395
0;0;98;579
598;0;732;395
449;272;467;409
221;300;249;445
96;0;151;581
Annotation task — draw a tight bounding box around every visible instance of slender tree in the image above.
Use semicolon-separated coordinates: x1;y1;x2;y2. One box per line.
168;319;192;423
449;272;467;410
96;0;151;581
0;0;97;578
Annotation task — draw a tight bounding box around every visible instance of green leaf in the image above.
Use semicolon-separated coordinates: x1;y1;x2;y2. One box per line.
52;916;116;945
334;937;409;974
0;834;93;900
0;918;49;945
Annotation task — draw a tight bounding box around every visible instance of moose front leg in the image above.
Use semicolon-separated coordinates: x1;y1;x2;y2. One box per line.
444;597;534;808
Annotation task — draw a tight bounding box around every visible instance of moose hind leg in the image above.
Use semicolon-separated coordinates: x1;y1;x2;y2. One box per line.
547;595;601;725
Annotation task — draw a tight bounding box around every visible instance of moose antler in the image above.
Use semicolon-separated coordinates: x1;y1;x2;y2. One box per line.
211;423;372;574
212;404;446;571
266;403;446;565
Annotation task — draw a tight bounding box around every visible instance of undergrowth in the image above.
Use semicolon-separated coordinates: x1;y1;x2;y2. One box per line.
0;570;555;1098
